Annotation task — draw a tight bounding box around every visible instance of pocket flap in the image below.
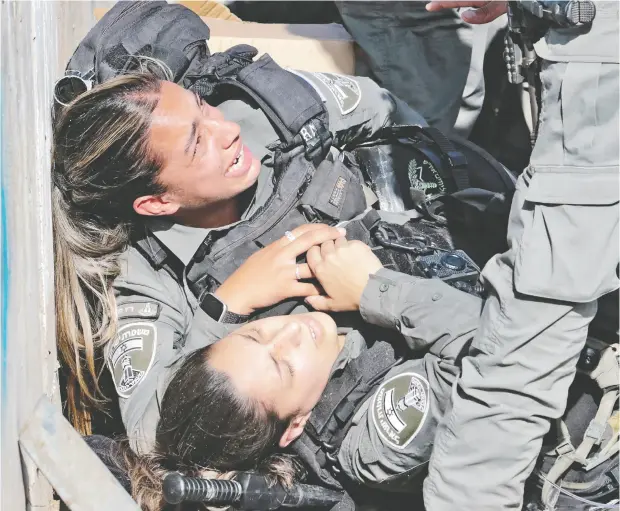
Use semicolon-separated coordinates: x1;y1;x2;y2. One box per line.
525;169;619;205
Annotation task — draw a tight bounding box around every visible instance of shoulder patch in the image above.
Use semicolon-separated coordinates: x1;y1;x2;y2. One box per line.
371;372;430;450
306;72;361;115
286;68;327;103
117;301;161;320
107;322;157;398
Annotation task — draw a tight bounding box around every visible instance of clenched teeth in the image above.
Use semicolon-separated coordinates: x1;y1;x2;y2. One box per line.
227;146;245;173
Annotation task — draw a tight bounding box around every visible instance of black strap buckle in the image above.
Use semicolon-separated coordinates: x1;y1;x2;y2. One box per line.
299;204;321;223
204;45;257;79
373;224;435;256
300;118;333;164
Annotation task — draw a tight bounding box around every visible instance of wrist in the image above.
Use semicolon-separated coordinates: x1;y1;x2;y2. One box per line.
201;292;252;324
214;287;254;316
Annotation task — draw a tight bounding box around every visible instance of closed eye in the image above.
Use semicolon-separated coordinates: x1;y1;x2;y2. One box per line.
240;329;294;379
193;134;201;159
282;359;295;378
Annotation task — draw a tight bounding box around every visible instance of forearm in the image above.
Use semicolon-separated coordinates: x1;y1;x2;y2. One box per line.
359;268;482;353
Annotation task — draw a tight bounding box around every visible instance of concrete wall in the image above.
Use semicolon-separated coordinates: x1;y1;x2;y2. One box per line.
1;2;111;509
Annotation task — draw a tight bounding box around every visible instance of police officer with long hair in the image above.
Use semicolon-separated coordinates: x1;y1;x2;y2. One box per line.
52;62;427;453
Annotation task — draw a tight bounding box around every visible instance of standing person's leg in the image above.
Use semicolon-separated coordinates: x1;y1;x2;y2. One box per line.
336;2;504;136
453;14;506;138
424;57;620;511
336;1;471;134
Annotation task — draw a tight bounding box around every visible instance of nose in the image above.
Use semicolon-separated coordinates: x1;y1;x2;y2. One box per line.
270;322;302;358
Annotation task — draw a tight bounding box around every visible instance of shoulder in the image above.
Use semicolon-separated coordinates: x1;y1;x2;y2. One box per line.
338;364;435;489
115;245;189;312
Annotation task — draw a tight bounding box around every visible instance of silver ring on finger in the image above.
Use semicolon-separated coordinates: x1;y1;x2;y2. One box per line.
295;264;301;280
284;230;296;242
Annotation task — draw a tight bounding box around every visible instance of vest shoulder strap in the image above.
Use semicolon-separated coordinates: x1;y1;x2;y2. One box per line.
292;339;402;489
132;226;185;282
190;46;332;162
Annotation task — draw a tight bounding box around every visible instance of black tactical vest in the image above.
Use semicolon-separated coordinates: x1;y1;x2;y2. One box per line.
291;337;402;492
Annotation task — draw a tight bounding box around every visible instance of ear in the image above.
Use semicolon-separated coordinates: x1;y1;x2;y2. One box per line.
279;413;311;448
133;194;180;217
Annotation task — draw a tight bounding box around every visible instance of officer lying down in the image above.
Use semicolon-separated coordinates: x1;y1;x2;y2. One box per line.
84;238;481;508
82;237;619;511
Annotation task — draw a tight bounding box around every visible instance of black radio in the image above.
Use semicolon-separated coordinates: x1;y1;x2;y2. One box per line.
416;250;482;296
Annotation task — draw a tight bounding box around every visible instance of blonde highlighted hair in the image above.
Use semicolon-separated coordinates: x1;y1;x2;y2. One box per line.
52;73;166;431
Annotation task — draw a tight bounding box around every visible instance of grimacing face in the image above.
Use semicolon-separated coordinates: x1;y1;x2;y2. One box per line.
208;312;343;446
145;80;261;213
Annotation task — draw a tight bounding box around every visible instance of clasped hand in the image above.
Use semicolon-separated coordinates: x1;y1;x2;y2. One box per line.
215;223;383;315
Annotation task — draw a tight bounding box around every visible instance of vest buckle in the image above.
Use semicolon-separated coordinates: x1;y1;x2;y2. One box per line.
300;118;332;164
373;223;435;256
323;442;336;453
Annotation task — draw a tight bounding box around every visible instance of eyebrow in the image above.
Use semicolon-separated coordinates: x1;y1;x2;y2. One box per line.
184;119;198;156
184;93;203;156
238;332;283;379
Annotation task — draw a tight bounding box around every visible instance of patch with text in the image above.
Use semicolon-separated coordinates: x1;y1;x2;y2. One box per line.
329;177;348;208
107;322;157;398
310;72;361;115
407;157;446;201
371;373;430;449
117;301;161;320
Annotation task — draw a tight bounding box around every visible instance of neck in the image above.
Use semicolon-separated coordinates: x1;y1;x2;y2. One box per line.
174;198;241;229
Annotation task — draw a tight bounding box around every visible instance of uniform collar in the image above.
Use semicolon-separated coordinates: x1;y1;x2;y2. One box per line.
147;218;209;267
144;170;274;267
330;328;365;376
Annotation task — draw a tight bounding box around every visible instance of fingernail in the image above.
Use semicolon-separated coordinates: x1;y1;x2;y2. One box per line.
337;227;346;236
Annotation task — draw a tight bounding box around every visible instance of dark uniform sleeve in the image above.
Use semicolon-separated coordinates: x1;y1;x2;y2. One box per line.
105;247;237;453
359;268;482;354
338;269;482;488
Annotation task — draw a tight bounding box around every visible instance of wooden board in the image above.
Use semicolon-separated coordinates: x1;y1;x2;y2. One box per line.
20;398;139;511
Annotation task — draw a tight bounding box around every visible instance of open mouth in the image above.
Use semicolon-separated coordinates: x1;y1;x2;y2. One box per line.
225;143;253;177
231;145;244;168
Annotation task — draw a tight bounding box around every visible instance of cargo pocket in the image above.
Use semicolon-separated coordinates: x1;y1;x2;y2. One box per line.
514;170;619;303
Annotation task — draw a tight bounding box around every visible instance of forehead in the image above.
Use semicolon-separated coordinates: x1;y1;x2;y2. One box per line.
148;81;196;150
154;80;195;117
209;334;279;395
